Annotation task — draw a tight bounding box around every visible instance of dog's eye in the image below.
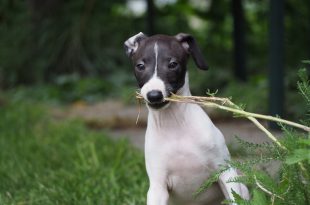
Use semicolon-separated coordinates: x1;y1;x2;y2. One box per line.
136;64;145;71
168;62;178;69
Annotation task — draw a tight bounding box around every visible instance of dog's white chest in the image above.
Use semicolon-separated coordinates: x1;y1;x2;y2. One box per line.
144;104;229;204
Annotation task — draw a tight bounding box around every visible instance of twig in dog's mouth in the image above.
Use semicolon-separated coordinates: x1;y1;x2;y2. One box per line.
135;95;143;125
135;91;310;134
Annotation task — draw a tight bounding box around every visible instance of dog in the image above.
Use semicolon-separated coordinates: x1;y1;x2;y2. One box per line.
124;32;249;205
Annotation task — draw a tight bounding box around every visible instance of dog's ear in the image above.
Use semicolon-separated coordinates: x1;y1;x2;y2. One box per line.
124;32;147;57
175;33;209;70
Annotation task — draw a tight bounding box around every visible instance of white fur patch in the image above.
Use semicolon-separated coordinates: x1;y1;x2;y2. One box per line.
140;42;167;103
141;76;167;103
154;42;158;75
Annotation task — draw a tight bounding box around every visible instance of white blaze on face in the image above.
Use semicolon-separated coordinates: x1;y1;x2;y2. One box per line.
154;42;158;75
141;42;167;102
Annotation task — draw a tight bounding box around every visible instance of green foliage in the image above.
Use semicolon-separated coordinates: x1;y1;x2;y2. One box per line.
0;0;138;87
251;189;268;205
52;75;113;102
1;0;310;93
220;75;268;113
4;75;137;104
297;68;310;109
0;101;148;204
197;69;310;205
194;166;229;198
285;147;310;165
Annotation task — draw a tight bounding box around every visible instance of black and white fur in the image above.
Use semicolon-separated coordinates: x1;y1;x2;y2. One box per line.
124;32;249;205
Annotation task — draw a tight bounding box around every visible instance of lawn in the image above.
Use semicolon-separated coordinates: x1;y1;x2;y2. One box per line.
0;101;148;205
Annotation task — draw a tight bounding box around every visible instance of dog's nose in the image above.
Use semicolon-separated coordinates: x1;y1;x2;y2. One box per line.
147;90;163;103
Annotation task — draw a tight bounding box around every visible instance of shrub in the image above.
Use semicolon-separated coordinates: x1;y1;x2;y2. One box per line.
196;68;310;204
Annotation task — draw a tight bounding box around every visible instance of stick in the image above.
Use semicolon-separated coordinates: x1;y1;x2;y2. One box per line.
136;92;310;149
166;94;310;132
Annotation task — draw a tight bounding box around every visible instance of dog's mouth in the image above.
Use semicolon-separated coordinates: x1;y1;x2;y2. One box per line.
147;100;170;109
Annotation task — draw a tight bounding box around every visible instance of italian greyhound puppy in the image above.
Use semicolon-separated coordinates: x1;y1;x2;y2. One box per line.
124;33;249;205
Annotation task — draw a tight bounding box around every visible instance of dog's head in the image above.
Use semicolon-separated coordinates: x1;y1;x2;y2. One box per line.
124;32;208;110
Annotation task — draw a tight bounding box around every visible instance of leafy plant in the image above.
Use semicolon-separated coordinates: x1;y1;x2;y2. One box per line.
194;68;310;205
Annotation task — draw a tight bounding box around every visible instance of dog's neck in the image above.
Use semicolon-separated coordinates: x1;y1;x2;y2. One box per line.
146;73;193;129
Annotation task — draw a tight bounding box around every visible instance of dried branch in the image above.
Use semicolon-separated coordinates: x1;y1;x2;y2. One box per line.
136;92;310;150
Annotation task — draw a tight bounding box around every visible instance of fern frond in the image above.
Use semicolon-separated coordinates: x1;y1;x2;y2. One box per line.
194;166;229;197
297;68;310;107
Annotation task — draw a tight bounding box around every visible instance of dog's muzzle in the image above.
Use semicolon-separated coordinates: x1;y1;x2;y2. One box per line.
146;90;169;109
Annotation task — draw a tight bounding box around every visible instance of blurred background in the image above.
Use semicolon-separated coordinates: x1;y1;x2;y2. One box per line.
0;0;309;117
0;1;310;204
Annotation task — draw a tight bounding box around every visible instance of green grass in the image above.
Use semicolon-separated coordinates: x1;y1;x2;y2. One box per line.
0;101;148;205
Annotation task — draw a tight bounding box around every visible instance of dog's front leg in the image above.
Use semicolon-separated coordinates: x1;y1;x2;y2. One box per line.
218;168;250;205
147;183;169;205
